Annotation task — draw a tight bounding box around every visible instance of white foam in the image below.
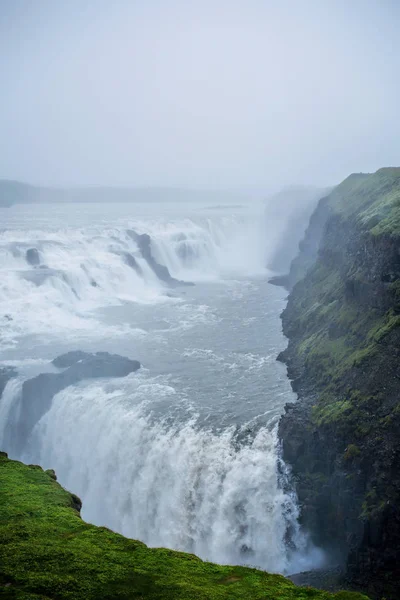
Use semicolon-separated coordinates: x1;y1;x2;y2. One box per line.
15;378;324;575
0;212;266;349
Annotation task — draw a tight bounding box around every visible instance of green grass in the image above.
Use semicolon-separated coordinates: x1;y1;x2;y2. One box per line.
328;167;400;236
0;453;369;600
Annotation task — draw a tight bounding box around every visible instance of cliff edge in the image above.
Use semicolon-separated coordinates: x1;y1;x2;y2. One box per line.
278;168;400;599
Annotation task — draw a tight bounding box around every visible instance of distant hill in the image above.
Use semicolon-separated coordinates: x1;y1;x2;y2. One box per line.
0;180;40;206
0;180;250;207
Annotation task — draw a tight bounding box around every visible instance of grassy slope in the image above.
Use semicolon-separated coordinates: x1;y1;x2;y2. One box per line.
0;453;369;600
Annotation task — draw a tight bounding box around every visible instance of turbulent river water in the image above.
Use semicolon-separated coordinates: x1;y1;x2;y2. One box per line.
0;199;322;574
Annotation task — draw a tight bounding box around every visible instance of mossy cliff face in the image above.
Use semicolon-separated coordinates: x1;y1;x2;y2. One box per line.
0;453;368;600
278;168;400;597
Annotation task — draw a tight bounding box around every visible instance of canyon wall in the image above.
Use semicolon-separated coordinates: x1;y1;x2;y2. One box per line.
278;168;400;598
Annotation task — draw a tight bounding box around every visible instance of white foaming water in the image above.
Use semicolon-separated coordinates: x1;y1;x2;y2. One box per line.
0;211;266;349
0;379;23;446
16;378;321;575
0;201;324;576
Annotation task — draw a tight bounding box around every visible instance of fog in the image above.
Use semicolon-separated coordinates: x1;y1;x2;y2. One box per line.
1;0;399;189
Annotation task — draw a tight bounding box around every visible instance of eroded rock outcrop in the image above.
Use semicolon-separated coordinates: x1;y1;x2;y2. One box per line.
127;229;194;287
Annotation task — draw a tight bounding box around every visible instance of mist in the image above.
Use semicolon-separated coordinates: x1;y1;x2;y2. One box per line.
0;0;399;189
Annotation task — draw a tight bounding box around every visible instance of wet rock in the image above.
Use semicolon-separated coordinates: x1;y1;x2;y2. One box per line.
289;566;345;593
50;351;140;379
268;274;290;289
45;469;57;481
52;351;89;368
26;248;41;266
127;229;194;287
121;251;143;276
20;267;60;286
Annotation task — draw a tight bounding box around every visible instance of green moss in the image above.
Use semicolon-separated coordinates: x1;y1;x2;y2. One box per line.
343;445;361;461
360;488;388;519
331;168;400;233
367;310;400;342
312;400;352;426
346;345;377;368
0;454;369;600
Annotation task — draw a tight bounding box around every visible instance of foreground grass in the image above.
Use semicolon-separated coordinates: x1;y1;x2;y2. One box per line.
0;453;369;600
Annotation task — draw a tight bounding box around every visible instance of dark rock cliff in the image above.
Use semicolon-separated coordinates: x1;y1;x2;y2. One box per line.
277;168;400;598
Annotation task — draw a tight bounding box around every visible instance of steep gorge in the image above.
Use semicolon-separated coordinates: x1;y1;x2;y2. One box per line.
277;168;400;598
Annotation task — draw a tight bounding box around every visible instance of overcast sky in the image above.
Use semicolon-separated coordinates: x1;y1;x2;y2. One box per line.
0;0;399;190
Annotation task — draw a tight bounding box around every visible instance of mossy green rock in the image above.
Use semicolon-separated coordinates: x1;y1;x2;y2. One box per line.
0;453;369;600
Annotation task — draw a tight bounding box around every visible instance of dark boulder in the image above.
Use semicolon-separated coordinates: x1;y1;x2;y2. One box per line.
26;248;41;266
127;230;194;287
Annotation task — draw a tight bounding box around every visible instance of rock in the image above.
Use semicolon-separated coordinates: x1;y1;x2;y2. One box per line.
20;267;60;286
127;229;194;287
268;274;290;289
122;251;143;276
17;352;140;451
26;248;41;266
45;469;57;481
71;493;82;513
52;351;89;368
289;566;345;593
50;351;140;379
